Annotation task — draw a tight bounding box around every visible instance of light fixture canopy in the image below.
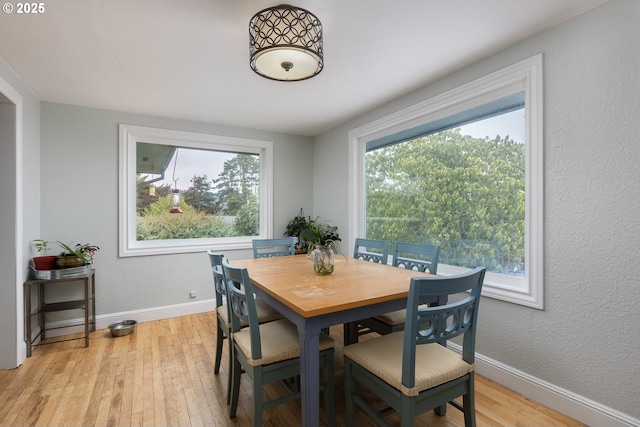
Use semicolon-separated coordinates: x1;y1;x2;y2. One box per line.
249;4;323;81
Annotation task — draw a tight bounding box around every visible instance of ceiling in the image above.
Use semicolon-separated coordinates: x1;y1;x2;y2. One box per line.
0;0;611;137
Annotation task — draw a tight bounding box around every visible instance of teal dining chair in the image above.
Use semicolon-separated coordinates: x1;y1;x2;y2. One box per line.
344;267;486;427
358;242;440;337
345;238;391;344
222;258;336;427
208;250;282;404
392;241;440;273
353;238;389;263
252;237;295;258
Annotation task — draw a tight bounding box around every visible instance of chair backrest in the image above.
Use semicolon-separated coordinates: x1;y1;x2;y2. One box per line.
221;258;264;359
252;237;295;258
207;249;226;309
353;238;389;264
392;242;440;274
401;267;486;389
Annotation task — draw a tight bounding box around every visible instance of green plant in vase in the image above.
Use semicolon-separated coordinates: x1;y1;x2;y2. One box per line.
33;239;51;255
299;218;343;275
284;208;312;254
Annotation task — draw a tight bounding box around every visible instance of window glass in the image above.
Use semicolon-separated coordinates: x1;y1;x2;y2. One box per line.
365;105;525;277
119;125;273;257
136;144;260;240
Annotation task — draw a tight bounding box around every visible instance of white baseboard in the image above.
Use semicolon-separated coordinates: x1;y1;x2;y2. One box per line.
42;306;638;427
41;299;216;338
448;343;639;427
96;299;217;330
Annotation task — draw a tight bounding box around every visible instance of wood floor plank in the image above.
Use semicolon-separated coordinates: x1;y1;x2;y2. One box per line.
82;335;115;426
138;321;155;427
49;357;83;427
66;332;110;427
0;312;586;427
149;323;167;426
37;353;76;426
128;323;145;427
0;344;56;424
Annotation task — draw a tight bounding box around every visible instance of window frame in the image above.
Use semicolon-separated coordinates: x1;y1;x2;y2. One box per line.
119;124;273;257
348;54;544;308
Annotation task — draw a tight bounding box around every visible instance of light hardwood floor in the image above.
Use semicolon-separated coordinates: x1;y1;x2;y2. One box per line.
0;312;585;427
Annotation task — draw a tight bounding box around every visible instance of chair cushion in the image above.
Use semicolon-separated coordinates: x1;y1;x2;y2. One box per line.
373;304;430;326
216;305;231;326
233;319;334;367
217;298;283;328
373;309;406;326
343;332;473;397
255;298;285;322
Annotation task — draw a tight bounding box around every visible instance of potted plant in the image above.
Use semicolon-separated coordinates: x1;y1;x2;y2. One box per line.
284;208;312;254
32;239;58;270
56;242;100;268
299;218;343;275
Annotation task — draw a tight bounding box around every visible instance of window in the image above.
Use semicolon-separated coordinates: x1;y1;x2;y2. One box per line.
348;55;543;308
119;125;273;257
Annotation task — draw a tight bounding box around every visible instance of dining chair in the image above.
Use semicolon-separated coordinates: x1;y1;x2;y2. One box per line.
344;238;391;344
358;242;440;337
208;250;283;404
353;238;389;263
344;267;486;427
392;241;440;273
222;258;336;427
252;237;295;258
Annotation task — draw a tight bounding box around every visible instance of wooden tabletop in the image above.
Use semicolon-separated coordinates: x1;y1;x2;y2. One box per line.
232;255;433;318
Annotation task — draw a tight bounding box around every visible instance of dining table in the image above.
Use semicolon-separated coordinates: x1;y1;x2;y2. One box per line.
232;254;444;427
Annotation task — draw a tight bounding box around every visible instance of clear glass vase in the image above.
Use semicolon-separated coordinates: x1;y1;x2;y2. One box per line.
310;244;334;275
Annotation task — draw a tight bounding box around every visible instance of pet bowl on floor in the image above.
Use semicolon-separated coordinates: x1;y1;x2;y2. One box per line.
108;320;137;337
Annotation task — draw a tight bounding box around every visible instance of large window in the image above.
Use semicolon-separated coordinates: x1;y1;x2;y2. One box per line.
348;55;543;308
119;125;273;257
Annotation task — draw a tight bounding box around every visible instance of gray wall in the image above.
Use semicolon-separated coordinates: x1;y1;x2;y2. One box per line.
313;0;639;418
0;58;41;368
40;102;313;316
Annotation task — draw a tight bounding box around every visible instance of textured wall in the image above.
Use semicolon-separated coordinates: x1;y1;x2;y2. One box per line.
477;0;640;417
314;0;640;418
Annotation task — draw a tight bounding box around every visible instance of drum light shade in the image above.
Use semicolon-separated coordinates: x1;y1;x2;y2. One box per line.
249;4;323;81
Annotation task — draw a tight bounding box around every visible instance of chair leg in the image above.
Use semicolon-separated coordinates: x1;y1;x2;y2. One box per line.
434;403;447;416
463;374;476;427
400;395;416;427
344;359;356;427
226;335;233;404
253;369;264;427
214;321;224;374
344;322;359;345
229;350;242;418
324;351;336;427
